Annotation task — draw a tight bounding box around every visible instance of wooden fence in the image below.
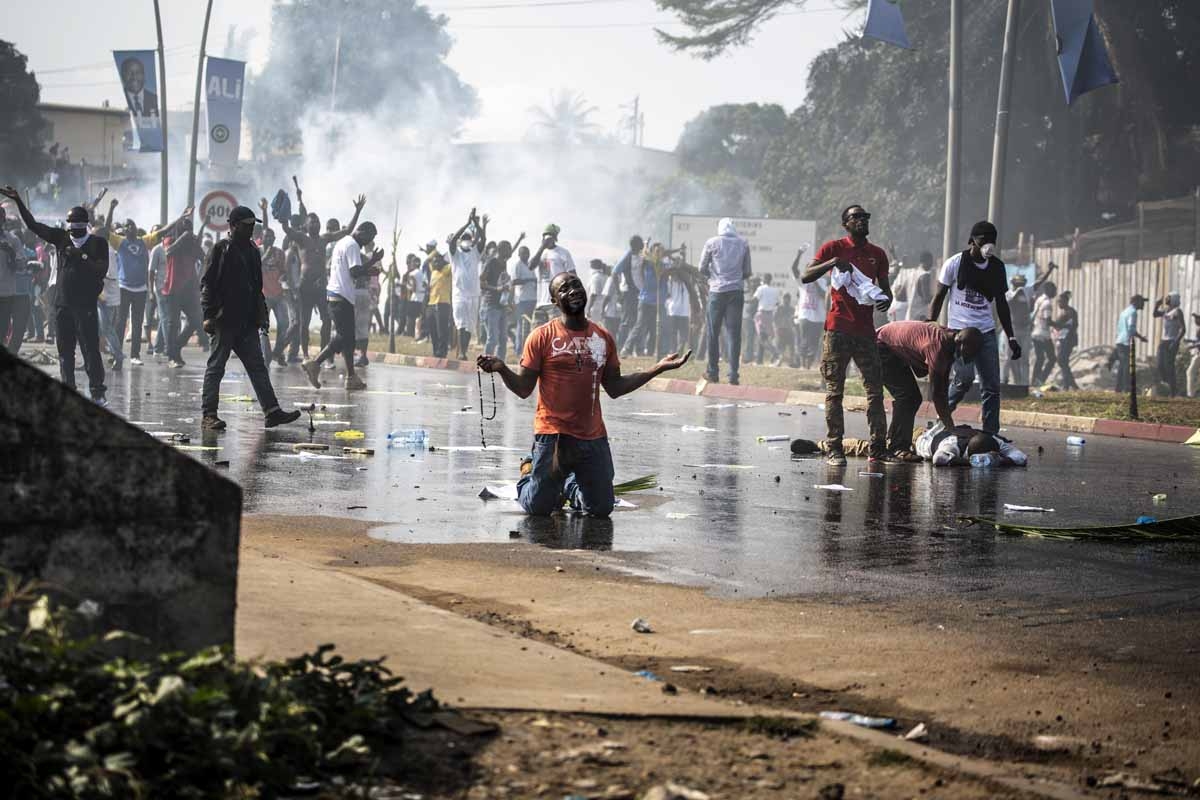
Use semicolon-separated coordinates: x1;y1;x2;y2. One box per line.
1030;248;1198;352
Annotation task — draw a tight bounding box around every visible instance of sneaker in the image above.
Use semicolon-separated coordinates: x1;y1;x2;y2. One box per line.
729;377;740;386
93;394;108;408
265;408;302;428
202;415;227;431
355;354;369;367
108;357;122;371
519;456;533;478
275;355;286;367
167;360;182;369
890;449;923;464
704;373;719;384
322;361;337;371
826;450;847;467
301;359;322;389
129;357;143;366
344;374;367;391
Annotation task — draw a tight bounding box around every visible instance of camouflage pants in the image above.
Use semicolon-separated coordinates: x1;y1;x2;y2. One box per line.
820;330;887;456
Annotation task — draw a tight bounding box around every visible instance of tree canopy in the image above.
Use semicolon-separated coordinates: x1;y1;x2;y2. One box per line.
0;41;50;185
676;103;788;181
246;0;477;156
658;1;1200;258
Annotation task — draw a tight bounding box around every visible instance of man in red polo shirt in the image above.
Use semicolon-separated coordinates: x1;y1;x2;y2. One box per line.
876;320;981;459
801;205;892;466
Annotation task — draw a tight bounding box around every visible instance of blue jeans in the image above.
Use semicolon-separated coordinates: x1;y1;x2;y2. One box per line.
705;289;743;382
517;434;615;518
260;295;292;363
98;302;123;366
948;328;1001;433
513;300;536;357
482;303;507;360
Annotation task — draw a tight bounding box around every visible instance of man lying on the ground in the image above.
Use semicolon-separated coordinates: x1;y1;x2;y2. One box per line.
915;423;1027;467
477;271;691;518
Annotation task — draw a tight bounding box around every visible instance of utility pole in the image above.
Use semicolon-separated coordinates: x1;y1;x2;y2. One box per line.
941;0;962;259
187;0;215;210
330;24;343;112
987;0;1021;237
152;0;169;226
631;96;640;146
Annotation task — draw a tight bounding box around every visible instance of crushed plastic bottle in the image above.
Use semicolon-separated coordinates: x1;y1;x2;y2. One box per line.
1066;435;1086;446
969;453;999;468
386;428;427;447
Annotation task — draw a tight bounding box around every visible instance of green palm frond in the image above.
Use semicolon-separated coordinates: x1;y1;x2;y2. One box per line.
963;513;1200;542
614;474;658;494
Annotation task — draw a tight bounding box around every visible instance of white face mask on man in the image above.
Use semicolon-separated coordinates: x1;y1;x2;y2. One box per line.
980;243;997;259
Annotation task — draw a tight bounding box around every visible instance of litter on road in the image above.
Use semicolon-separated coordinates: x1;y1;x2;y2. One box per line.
669;665;713;673
681;425;717;433
684;463;756;470
755;434;789;443
631;618;653;634
814;484;854;492
903;723;928;741
1003;504;1055;513
332;429;366;440
819;711;896;729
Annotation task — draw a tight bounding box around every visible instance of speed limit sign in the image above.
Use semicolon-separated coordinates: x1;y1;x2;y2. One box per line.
199;190;238;232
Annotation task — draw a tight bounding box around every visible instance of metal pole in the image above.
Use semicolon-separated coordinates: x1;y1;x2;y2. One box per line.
987;0;1021;235
1129;333;1138;419
152;0;169;226
187;0;215;210
941;0;962;260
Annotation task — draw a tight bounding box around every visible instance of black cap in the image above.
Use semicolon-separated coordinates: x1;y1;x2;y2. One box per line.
227;206;261;226
66;206;90;224
970;220;998;240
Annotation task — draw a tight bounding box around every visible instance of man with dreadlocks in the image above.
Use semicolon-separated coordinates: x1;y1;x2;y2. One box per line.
477;271;691;518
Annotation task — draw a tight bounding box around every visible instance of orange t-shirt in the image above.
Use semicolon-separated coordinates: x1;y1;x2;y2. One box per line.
521;318;618;440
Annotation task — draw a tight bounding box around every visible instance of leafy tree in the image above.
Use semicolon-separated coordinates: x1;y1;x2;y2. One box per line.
676;103;788;180
639;170;761;243
526;90;602;146
246;0;477;156
656;0;1200;256
0;41;49;185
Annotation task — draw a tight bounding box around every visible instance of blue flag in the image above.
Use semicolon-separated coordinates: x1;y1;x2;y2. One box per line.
112;50;163;153
204;57;246;165
1051;0;1118;105
863;0;911;49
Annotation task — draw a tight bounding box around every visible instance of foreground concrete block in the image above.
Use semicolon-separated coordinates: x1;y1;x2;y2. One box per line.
0;349;240;651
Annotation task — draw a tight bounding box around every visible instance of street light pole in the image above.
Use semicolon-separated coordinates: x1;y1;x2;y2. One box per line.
187;0;215;210
987;0;1021;236
152;0;169;226
941;0;962;260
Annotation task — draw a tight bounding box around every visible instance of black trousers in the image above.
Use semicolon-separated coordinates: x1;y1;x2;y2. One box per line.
430;303;452;358
116;288;147;359
315;296;356;366
879;343;922;453
55;305;106;397
299;283;331;356
2;295;31;353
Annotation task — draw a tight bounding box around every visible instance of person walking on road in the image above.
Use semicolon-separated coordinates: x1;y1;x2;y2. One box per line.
199;206;301;431
2;186;109;404
1153;292;1185;396
699;218;751;385
927;221;1021;435
803;205;892;466
477;271;691;518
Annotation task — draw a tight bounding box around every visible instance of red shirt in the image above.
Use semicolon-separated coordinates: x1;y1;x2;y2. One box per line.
521;318;619;440
876;320;955;378
815;236;889;338
261;246;284;299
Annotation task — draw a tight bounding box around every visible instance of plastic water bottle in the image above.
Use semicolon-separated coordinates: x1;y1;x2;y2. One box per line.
386;429;427;447
1066;436;1086;446
969;453;998;468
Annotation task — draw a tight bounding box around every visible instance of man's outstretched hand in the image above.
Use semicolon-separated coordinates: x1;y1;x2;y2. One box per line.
0;186;21;202
477;354;505;373
654;350;692;373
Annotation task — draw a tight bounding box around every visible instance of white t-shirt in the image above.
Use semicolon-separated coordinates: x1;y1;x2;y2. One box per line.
102;248;121;306
451;247;481;299
665;277;690;318
508;257;537;305
753;283;781;312
600;274;622;319
589;270;607;300
327;236;362;305
916;425;1028;466
408;267;428;301
1031;294;1054;340
796;277;828;323
937;253;996;332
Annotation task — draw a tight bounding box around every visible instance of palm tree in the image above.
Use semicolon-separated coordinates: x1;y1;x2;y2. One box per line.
526;90;602;145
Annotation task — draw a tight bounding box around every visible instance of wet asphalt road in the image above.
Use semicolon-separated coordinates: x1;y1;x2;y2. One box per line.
47;345;1200;613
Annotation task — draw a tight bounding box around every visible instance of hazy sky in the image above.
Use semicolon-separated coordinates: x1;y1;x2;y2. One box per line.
12;0;858;151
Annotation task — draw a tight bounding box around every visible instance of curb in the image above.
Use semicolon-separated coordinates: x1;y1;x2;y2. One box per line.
365;350;1199;445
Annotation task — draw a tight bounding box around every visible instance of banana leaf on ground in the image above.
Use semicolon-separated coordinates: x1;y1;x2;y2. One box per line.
962;513;1200;542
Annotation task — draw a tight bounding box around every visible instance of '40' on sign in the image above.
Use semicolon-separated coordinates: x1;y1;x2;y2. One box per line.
199;190;238;232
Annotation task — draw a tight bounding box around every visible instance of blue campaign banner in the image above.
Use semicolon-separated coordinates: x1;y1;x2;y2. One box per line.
863;0;911;49
1051;0;1119;105
205;56;246;165
113;50;163;153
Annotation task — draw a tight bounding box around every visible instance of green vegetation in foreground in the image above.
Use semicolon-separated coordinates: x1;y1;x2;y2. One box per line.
0;573;437;798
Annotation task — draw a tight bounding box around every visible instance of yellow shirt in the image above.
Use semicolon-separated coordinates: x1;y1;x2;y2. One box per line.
428;264;452;305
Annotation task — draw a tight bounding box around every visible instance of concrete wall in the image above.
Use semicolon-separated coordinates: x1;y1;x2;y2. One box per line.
0;349;241;651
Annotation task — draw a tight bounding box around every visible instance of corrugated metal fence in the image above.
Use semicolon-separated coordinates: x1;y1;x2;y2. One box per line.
1030;248;1198;351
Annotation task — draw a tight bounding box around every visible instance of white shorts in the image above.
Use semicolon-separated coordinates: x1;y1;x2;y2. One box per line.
452;296;480;330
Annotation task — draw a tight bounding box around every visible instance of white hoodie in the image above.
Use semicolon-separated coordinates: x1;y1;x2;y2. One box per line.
700;218;750;294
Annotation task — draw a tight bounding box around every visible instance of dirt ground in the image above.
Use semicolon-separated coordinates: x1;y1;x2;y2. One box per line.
243;515;1200;798
371;709;1041;799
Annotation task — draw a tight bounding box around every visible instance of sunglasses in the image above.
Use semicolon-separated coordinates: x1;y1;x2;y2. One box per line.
846;212;871;221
